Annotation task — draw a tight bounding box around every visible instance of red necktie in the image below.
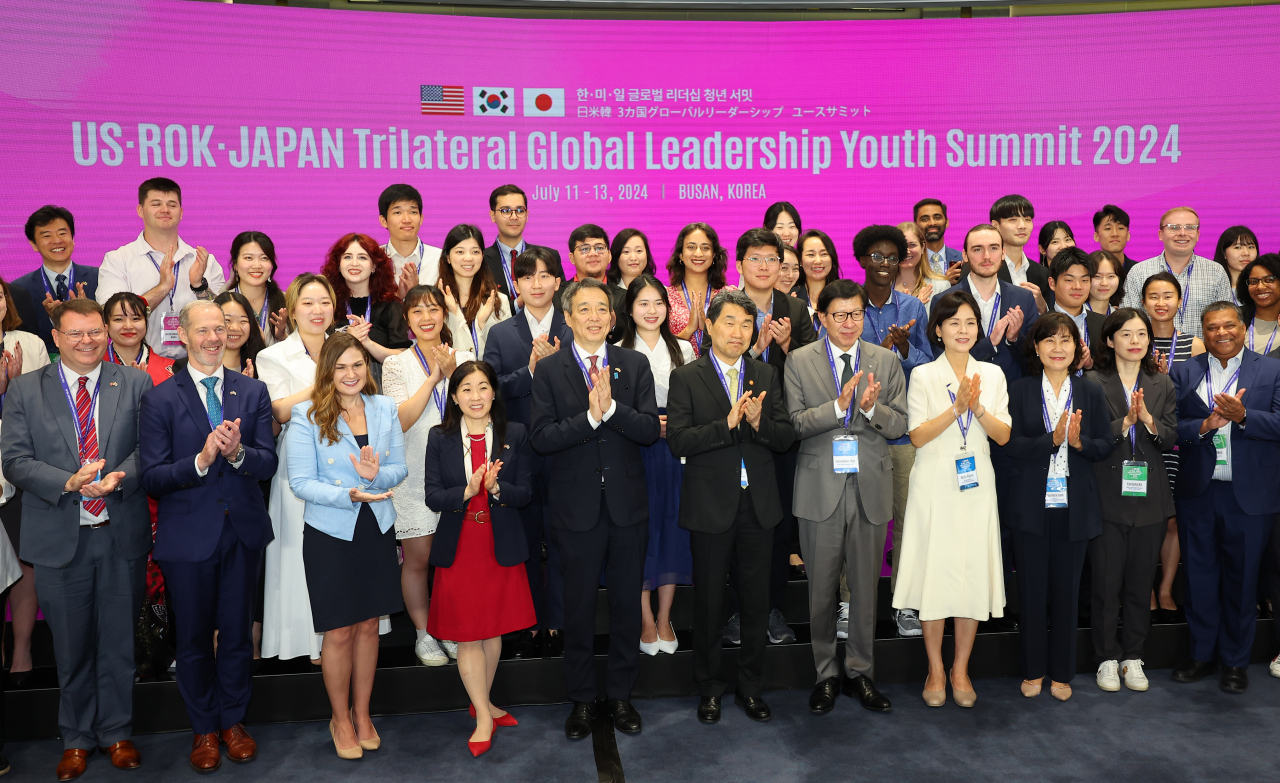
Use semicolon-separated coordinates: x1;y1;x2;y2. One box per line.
587;355;598;389
76;377;105;517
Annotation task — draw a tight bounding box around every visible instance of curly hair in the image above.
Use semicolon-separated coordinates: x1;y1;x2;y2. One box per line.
307;332;379;446
852;224;908;262
666;222;729;289
319;233;399;319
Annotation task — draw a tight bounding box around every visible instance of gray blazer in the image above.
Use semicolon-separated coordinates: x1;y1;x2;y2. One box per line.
1084;368;1178;527
784;338;907;525
0;362;152;568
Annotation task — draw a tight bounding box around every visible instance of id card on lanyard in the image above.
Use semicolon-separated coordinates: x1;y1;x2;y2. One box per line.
1121;375;1147;496
148;250;186;345
1042;381;1072;508
710;354;749;487
824;339;860;473
1204;363;1239;467
947;386;977;491
57;370;102;482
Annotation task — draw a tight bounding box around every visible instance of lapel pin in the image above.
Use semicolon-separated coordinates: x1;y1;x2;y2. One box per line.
229;390;237;396
109;381;118;387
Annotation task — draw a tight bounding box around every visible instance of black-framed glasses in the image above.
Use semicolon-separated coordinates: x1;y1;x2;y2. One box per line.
496;207;527;217
826;310;864;323
1247;275;1278;287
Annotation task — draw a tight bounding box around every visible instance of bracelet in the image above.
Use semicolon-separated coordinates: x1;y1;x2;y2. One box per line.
975;406;986;419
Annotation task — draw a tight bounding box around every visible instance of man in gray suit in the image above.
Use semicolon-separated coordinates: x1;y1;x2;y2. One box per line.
784;279;907;715
0;298;153;781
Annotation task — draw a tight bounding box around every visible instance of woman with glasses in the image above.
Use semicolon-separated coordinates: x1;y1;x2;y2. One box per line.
666;223;729;359
1238;254;1280;359
1213;226;1260;306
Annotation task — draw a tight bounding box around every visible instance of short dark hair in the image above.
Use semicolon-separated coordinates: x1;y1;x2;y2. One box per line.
24;205;75;241
927;290;984;354
736;228;783;262
1024;312;1085;374
1142;271;1183;300
816;278;865;314
561;277;612;313
1048;247;1097;280
378;184;422;217
568;224;609;255
853;225;908;261
1037;221;1075;263
913;198;947;219
1094;307;1159;375
52;296;105;330
1240;254;1280;325
1200;300;1244;326
514;245;557;279
707;289;757;323
489;184;526;210
1092;204;1130;230
989;194;1034;222
138;177;181;205
763;202;802;234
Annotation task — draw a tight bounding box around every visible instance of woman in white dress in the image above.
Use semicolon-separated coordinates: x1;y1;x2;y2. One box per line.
381;284;472;667
892;290;1011;708
437;225;509;359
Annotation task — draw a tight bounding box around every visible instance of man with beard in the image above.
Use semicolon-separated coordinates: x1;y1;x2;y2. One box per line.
914;199;962;283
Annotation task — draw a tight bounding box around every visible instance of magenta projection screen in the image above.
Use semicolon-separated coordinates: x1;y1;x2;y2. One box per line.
0;0;1276;285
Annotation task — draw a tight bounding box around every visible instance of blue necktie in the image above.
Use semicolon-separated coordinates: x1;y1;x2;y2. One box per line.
200;377;223;427
55;273;68;301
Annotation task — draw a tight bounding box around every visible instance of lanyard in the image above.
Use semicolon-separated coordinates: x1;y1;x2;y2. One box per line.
1204;363;1241;409
1087;301;1112;316
1248;320;1277;355
681;281;710;353
237;286;271;334
57;368;101;457
499;243;519;298
866;291;902;357
1041;379;1073;432
573;345;608;389
710;353;744;409
756;299;774;363
981;291;1002;337
106;342;147;368
412;344;449;416
1154;329;1179;361
346;296;372;324
824;338;859;429
946;387;974;449
147;251;183;310
1126;374;1141;453
1164;256;1192;324
41;265;75;301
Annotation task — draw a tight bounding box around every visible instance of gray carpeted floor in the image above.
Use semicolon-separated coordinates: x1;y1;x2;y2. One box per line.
5;666;1280;782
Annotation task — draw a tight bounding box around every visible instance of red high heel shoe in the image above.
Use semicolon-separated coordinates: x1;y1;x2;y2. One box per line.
468;736;491;758
470;703;518;727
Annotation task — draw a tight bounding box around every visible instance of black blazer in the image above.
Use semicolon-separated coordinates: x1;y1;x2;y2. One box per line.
483;241;565;305
699;289;818;396
529;343;660;531
424;422;533;568
666;354;795;533
482;307;574;429
1084;369;1178;527
1004;374;1115;541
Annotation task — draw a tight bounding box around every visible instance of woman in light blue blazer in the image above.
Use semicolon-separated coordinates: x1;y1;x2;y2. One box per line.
286;333;407;760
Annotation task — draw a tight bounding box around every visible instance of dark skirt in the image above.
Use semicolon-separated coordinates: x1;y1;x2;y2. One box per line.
640;420;692;591
303;504;403;632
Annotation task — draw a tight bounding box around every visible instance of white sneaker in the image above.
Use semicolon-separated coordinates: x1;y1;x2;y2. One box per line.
835;602;850;641
415;634;448;667
1120;659;1149;691
1096;660;1121;692
1271;653;1280;679
439;639;458;660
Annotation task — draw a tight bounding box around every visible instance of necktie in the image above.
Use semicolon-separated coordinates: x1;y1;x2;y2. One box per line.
840;354;854;389
201;377;223;428
76;377;105;517
931;252;943;272
586;355;598;389
726;367;739;400
55;273;68;301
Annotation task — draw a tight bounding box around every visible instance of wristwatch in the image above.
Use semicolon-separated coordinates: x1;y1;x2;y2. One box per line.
232;444;245;464
191;277;210;292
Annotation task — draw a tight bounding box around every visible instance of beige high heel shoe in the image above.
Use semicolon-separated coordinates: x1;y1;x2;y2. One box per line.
330;720;363;760
922;683;947;707
1021;678;1043;698
352;710;380;751
949;669;977;708
1050;682;1073;701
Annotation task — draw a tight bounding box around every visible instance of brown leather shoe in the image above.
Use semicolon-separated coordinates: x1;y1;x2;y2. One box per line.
219;724;257;762
56;749;91;781
99;740;142;770
189;732;222;773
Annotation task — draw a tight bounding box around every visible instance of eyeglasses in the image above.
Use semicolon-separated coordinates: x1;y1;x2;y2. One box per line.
866;253;900;265
1161;224;1199;233
826;310;865;323
575;244;607;255
1247;275;1278;287
496;207;527;217
743;255;779;268
58;328;105;342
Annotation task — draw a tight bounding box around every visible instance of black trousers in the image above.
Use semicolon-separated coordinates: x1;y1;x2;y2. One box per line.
726;450;795;616
1089;521;1164;663
690;490;772;697
555;494;647;704
521;476;564;631
1014;509;1088;683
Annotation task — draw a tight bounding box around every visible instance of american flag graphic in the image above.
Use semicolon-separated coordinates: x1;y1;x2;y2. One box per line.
420;85;464;116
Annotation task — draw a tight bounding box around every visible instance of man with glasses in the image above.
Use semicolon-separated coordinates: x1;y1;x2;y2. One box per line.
485;184;565;307
1122;207;1231;338
568;224;626;341
0;298;153;781
784;278;906;715
855;225;931;638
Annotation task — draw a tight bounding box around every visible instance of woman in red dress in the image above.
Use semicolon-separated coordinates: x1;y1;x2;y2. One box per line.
424;360;535;757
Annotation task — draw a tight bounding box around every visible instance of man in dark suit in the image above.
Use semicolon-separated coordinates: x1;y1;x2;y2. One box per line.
914;198;964;284
485;184;565;306
668;289;795;723
139;301;278;770
1169;301;1280;693
1046;249;1106;366
988;194;1052;313
14;205;101;354
530;278;660;739
483;246;573;658
0;298;152;781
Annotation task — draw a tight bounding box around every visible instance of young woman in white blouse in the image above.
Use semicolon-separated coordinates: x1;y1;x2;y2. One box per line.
614;275;695;655
437;225;509;359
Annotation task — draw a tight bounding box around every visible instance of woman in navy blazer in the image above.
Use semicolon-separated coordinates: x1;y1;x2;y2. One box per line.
423;360;534;757
285;333;407;760
1005;313;1114;702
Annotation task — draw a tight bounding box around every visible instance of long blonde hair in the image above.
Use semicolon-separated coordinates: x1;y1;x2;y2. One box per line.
896;222;947;296
307;332;378;445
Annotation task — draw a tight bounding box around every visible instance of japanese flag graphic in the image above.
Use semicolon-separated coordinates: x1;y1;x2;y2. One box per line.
473;87;513;115
523;88;565;117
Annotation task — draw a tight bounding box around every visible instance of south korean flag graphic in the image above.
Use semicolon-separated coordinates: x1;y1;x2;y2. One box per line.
473;87;513;115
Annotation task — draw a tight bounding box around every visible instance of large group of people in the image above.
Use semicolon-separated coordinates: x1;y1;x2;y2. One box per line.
0;176;1277;779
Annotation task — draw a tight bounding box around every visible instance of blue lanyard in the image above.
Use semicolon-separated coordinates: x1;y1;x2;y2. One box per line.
710;353;744;405
756;299;774;363
573;346;608;389
1248;320;1277;355
1164;256;1192;324
57;368;101;457
824;338;859;429
866;291;903;357
1087;301;1112;316
1127;375;1141;453
946;387;974;449
237;286;270;334
681;281;710;355
346;296;372;324
1041;379;1073;432
412;344;448;416
1154;329;1179;360
105;342;147;368
147;251;183;310
498;243;519;297
983;291;1002;337
41;265;75;301
1205;363;1241;408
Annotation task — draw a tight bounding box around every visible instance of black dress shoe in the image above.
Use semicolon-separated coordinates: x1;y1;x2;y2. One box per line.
565;701;595;740
734;691;772;722
1220;666;1249;694
513;629;538;659
1172;658;1218;683
697;695;721;724
809;677;839;714
6;670;32;689
607;699;642;734
842;674;892;712
544;631;565;657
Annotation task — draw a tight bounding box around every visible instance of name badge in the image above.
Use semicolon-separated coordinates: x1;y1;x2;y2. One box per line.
162;313;182;345
1121;460;1148;497
1212;433;1227;466
833;435;859;473
1045;476;1068;508
955;453;978;491
740;459;749;488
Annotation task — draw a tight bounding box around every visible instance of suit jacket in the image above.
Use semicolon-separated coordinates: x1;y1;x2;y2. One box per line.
529;343;660;531
666;354;795;533
783;339;907;524
424;421;533;568
961;257;1052;307
943;276;1040;383
1004;374;1115;541
0;362;151;568
1170;350;1280;515
11;264;100;354
483;241;565;306
699;289;818;395
1084;369;1178;527
483;307;574;429
140;368;278;562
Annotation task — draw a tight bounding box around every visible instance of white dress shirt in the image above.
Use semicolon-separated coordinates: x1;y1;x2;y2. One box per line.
188;362;245;475
383;239;443;286
1199;351;1243;481
525;306;554;340
632;336;695;409
573;342;615;427
829;341;877;421
58;361;107;526
42;263;76;295
1003;253;1030;287
1041;373;1072;478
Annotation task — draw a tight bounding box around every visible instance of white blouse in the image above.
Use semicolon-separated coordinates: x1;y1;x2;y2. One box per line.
628;335;695;408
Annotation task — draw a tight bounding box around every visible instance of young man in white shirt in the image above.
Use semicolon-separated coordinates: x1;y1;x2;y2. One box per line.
990;194;1050;314
378;183;443;298
96;178;225;359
